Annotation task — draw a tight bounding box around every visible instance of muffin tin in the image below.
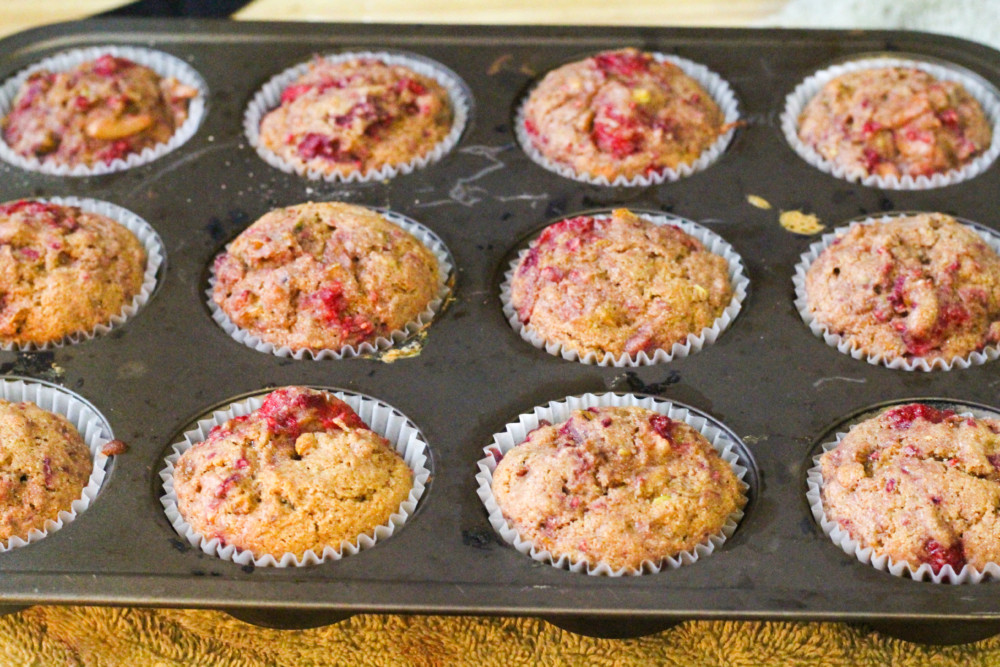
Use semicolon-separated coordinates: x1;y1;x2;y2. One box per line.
1;19;1000;642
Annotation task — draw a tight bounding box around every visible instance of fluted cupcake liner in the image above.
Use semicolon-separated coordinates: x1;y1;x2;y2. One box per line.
500;211;748;366
0;196;165;352
0;45;208;176
781;55;1000;190
207;207;453;360
0;378;112;552
792;213;1000;371
806;413;1000;584
244;50;470;182
515;53;740;187
475;392;749;576
160;389;431;568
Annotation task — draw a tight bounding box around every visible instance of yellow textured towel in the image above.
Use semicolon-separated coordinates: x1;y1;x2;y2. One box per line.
2;608;1000;665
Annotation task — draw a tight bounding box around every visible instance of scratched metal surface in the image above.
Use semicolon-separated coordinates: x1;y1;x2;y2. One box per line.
0;19;999;624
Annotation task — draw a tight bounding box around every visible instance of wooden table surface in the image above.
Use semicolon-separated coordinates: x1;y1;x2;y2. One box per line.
1;0;787;39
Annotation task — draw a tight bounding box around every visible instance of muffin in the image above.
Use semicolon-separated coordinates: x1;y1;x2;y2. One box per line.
212;202;441;353
520;48;728;181
491;405;745;571
797;67;992;180
0;199;147;346
1;53;197;168
508;209;734;359
171;386;413;558
0;399;93;542
257;56;454;178
819;403;1000;574
803;213;1000;363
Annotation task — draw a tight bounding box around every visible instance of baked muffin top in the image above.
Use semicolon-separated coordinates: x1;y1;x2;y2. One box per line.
257;57;453;177
172;386;413;558
820;403;1000;573
212;202;440;352
521;48;726;181
0;399;92;541
797;67;992;180
0;199;147;346
804;213;1000;363
2;54;197;168
492;405;744;571
509;208;733;358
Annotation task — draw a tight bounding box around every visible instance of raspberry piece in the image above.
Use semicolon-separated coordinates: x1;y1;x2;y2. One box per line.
591;111;642;158
861;120;882;135
297;133;345;161
938;108;959;126
280;84;314;104
592;50;651;78
0;200;61;217
394;78;427;96
923;538;965;574
649;415;674;442
883;404;955;429
862;147;882;173
92;54;134;77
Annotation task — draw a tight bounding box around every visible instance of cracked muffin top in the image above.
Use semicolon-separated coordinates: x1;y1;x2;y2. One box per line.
521;48;727;181
804;213;1000;363
0;199;146;346
2;54;196;168
820;403;1000;573
212;201;440;353
491;405;744;571
0;399;92;542
257;57;453;178
797;67;992;180
172;386;413;559
509;208;733;359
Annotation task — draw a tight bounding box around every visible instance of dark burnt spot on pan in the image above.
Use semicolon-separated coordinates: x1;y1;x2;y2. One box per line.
609;370;681;395
170;538;190;553
242;563;256;574
1;352;63;382
462;527;501;549
206;209;251;243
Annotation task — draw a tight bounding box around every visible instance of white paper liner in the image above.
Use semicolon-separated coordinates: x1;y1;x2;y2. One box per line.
500;211;748;366
514;53;740;187
0;45;208;176
781;55;1000;190
806;411;1000;584
159;388;431;568
475;392;749;576
792;213;1000;371
0;378;112;552
207;207;453;360
0;196;164;351
244;50;470;182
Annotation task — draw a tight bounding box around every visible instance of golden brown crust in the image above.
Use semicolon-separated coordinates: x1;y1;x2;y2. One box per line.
212;202;440;352
0;200;146;346
173;387;413;558
492;406;744;571
0;400;92;541
522;48;725;180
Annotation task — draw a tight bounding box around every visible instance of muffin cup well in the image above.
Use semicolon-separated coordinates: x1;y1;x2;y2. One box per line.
792;213;1000;372
0;196;165;352
514;53;740;187
0;378;111;552
781;55;1000;190
244;50;470;183
0;45;208;176
160;389;431;568
806;415;1000;584
500;211;748;366
475;392;749;576
207;208;453;360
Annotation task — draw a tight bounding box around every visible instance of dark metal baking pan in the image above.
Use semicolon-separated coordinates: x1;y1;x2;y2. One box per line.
1;19;1000;641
